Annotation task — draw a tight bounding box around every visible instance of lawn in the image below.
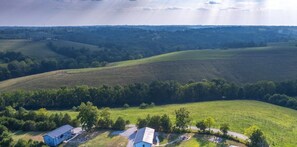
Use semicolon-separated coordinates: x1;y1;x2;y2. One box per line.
78;131;127;147
11;131;45;142
47;100;297;146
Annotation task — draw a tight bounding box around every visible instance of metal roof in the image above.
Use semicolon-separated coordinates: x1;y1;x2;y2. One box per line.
44;125;73;138
134;127;155;144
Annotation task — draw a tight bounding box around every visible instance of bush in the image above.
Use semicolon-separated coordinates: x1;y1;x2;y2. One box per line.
72;106;78;111
112;117;126;130
139;103;148;109
36;121;56;131
149;102;155;108
22;121;36;131
123;104;130;109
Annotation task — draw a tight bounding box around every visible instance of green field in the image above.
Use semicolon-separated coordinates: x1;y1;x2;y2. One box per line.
1;42;297;91
11;131;45;142
47;100;297;147
0;39;101;59
78;131;127;147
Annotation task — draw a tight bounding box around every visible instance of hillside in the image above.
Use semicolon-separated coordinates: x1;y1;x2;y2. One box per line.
0;39;101;59
48;100;297;146
1;42;297;91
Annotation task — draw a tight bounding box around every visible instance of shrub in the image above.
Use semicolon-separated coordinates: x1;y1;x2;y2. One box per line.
112;117;126;130
22;121;36;131
139;103;148;109
123;104;130;109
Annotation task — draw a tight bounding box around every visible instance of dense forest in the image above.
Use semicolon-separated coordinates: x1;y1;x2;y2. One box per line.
1;79;297;111
0;26;297;81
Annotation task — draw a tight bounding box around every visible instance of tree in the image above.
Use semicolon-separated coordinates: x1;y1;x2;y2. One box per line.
97;108;113;129
123;103;129;109
0;125;12;147
112;117;126;130
196;121;207;133
22;121;36;131
148;115;161;131
175;108;191;130
3;106;16;117
220;123;230;136
204;117;215;132
61;113;72;125
14;139;28;147
160;114;172;133
244;125;260;137
136;115;150;129
77;102;99;131
249;129;269;147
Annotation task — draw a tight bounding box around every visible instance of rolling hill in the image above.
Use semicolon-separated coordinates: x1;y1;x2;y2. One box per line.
0;39;101;59
0;42;297;91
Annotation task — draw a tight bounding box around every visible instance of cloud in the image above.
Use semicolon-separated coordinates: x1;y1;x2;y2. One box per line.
165;7;183;11
207;1;221;5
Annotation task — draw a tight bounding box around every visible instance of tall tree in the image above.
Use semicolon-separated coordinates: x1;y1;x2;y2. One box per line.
77;102;99;131
204;117;215;132
220;123;230;136
160;114;172;133
175;108;191;130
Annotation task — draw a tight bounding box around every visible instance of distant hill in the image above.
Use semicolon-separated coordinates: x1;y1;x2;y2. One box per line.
0;39;101;59
1;41;297;91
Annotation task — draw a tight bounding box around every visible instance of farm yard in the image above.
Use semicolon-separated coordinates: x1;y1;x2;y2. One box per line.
44;100;297;146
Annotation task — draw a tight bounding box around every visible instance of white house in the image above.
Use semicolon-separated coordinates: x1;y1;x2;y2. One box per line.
134;127;155;147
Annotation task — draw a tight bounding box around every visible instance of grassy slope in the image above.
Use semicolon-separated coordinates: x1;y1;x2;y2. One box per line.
0;39;101;59
1;42;297;91
48;100;297;147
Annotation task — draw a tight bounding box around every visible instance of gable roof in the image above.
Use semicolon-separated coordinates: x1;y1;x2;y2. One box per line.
44;125;73;138
134;127;155;144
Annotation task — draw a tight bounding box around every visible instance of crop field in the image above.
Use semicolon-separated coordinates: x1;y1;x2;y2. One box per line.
1;42;297;91
47;100;297;147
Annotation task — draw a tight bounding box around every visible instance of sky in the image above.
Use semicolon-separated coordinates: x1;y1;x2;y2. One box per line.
0;0;297;26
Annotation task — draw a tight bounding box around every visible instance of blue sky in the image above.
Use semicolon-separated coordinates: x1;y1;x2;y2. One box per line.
0;0;296;26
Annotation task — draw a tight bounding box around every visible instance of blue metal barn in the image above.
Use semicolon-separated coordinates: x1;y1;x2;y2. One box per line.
43;125;74;146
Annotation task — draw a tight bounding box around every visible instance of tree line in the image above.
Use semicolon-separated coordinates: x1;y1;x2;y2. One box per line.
1;79;297;110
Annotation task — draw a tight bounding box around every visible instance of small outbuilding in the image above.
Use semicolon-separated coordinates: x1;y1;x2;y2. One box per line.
43;124;74;146
134;127;155;147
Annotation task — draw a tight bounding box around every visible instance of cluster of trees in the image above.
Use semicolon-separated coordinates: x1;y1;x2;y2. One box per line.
76;102;129;131
0;107;79;132
0;124;46;147
1;79;297;110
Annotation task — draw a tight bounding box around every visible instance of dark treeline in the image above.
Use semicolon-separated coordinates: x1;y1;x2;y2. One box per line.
1;79;297;110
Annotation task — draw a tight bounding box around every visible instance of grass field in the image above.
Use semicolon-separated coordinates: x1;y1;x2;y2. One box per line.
11;131;45;142
1;42;297;91
78;131;127;147
0;39;101;59
47;100;297;147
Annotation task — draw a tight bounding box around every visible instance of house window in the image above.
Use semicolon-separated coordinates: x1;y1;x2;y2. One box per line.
143;145;145;147
60;134;64;138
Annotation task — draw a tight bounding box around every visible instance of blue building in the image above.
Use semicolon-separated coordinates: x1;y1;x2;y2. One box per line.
134;127;155;147
43;125;74;146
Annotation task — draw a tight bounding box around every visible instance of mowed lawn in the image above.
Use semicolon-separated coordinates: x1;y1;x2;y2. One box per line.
48;100;297;147
78;131;127;147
